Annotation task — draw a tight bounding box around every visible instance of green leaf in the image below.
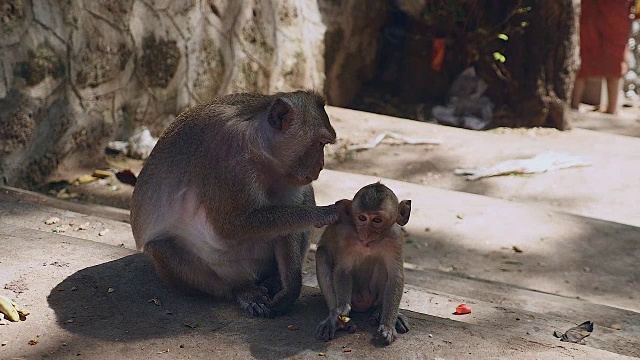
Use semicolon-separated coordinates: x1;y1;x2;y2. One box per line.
493;52;506;63
497;33;509;41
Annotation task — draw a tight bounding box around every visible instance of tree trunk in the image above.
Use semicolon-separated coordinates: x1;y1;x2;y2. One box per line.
487;0;580;130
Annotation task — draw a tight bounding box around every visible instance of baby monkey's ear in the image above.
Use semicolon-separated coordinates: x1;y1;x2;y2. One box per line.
396;200;412;226
335;199;353;222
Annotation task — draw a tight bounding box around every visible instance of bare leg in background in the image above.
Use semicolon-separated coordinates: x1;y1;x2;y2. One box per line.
605;77;621;114
571;77;587;110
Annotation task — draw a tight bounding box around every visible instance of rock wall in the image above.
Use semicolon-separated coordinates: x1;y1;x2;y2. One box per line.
2;0;386;188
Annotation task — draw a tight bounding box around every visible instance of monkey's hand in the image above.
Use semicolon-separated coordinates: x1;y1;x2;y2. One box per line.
316;305;355;341
316;315;338;341
313;204;340;228
375;324;398;346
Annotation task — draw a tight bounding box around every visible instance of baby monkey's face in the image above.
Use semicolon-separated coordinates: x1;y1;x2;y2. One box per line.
353;209;394;246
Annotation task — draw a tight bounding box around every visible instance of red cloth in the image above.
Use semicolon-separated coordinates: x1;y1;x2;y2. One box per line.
578;0;632;78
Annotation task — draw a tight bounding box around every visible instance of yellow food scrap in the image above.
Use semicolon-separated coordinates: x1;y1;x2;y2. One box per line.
92;170;112;178
0;295;29;322
76;174;99;184
338;315;351;323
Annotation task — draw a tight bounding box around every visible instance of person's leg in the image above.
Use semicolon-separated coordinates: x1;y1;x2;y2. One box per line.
596;0;632;114
572;0;600;109
571;77;587;109
605;77;621;114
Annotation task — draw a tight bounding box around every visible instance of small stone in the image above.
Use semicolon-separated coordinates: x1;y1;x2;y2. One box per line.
428;334;433;338
28;339;38;345
107;288;115;293
71;287;78;291
99;229;110;236
1;341;7;346
52;225;68;233
611;323;622;330
67;319;74;323
148;298;161;306
583;266;591;273
78;222;90;230
45;217;60;225
179;344;185;348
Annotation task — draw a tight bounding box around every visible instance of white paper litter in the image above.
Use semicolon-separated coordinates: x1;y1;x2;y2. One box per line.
106;128;158;160
346;131;443;151
454;152;591;180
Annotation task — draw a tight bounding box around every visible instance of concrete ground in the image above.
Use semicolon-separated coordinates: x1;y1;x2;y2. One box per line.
0;188;637;359
1;106;640;359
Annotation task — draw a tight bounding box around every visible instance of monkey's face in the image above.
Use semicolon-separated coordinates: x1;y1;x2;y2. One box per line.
267;92;336;185
354;211;393;246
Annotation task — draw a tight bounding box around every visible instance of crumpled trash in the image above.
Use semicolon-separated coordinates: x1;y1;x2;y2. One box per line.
431;67;494;130
107;128;158;160
454;152;591;180
553;321;593;343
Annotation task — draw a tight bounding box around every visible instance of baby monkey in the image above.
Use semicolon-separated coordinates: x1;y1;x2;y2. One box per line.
316;182;411;345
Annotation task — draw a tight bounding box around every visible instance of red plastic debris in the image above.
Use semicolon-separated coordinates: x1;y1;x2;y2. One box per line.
454;303;472;315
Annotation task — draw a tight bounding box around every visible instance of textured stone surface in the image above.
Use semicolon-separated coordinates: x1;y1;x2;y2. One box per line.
1;0;367;188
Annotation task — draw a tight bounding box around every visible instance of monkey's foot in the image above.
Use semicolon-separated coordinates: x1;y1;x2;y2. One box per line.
371;310;410;334
258;275;282;299
235;286;272;318
375;324;398;346
395;312;410;333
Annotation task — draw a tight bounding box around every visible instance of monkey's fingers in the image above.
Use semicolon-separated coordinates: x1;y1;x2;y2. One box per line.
375;325;397;346
316;318;337;341
240;300;273;318
395;313;410;334
236;287;273;318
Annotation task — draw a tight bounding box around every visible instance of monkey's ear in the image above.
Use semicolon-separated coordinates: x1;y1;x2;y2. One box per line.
268;98;294;131
336;199;352;222
397;200;411;226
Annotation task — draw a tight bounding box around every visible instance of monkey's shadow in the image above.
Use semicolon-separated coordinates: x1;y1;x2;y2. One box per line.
46;253;347;359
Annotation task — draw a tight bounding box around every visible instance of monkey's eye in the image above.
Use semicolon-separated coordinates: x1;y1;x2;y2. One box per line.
358;215;367;222
373;217;382;223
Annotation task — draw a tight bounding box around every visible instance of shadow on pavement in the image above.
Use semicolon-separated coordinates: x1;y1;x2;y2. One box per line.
44;253;384;359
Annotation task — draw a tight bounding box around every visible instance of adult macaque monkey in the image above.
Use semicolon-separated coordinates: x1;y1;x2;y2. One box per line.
130;90;340;317
316;182;411;345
